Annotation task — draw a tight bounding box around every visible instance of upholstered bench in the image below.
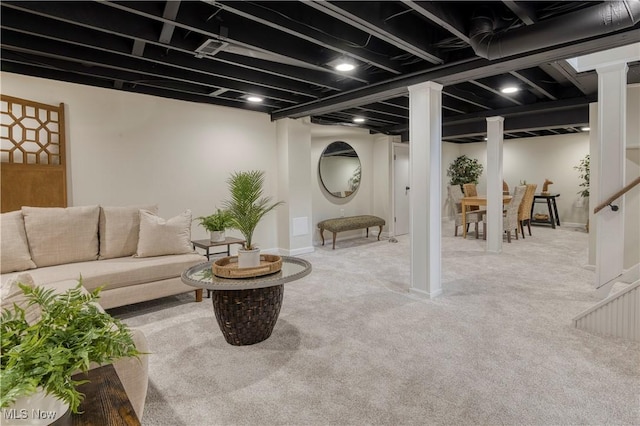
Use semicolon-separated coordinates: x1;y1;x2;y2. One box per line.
317;215;385;249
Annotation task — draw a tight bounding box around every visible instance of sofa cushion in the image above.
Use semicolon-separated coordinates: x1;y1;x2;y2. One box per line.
135;210;194;258
9;253;205;292
1;211;36;273
22;205;100;268
1;272;41;325
99;205;158;260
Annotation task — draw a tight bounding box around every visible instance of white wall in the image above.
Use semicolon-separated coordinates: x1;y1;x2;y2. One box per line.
1;72;280;251
623;84;640;268
311;125;378;244
455;133;590;225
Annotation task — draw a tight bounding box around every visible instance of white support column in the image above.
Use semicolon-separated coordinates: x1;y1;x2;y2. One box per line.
486;116;504;253
408;81;442;299
275;118;314;256
595;63;627;288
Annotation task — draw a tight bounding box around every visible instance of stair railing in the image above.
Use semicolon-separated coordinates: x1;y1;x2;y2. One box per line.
593;176;640;214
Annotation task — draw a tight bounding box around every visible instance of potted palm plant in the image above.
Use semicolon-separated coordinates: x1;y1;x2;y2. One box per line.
0;281;140;424
223;170;284;268
197;208;233;242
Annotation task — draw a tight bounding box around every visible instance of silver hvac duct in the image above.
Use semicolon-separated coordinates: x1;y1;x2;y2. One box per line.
469;1;640;60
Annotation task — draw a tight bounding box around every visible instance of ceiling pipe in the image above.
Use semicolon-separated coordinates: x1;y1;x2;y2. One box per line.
470;1;640;60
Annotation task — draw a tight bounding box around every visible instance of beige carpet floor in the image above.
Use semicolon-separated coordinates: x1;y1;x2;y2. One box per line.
111;223;640;426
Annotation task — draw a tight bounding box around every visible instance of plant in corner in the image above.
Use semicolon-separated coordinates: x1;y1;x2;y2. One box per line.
574;154;590;232
223;170;284;268
0;281;140;418
447;155;484;188
197;208;233;242
574;154;590;198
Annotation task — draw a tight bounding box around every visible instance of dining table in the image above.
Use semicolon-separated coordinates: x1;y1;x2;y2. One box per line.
461;195;513;238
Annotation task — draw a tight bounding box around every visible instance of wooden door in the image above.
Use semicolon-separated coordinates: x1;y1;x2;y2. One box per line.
1;95;67;213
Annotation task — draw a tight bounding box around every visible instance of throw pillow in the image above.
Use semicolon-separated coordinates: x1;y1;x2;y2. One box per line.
1;272;41;325
135;209;194;258
99;205;159;259
1;211;36;273
22;205;100;267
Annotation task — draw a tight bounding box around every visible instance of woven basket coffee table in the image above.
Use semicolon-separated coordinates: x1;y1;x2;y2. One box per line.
181;256;312;346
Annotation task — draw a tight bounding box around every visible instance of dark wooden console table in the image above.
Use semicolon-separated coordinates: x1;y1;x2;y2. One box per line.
51;364;140;426
191;237;246;298
192;237;246;260
530;193;561;228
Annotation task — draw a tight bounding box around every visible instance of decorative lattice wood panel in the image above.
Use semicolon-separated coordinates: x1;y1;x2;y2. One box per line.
1;95;67;213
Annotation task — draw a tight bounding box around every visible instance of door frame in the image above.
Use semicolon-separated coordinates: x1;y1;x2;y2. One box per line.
391;142;410;237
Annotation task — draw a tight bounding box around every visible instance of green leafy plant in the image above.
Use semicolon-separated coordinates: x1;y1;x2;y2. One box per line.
197;208;233;232
223;170;284;250
574;154;590;198
0;281;140;413
447;155;484;188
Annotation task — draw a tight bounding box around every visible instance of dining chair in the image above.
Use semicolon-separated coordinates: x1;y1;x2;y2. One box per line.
462;183;479;208
447;185;483;238
483;185;527;243
518;183;537;238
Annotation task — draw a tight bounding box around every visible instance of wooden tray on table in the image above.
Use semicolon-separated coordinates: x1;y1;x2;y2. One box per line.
212;254;282;278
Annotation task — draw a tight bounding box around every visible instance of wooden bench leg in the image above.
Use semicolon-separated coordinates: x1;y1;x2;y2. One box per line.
366;227;369;238
332;232;337;250
320;228;326;246
377;225;382;240
195;288;203;302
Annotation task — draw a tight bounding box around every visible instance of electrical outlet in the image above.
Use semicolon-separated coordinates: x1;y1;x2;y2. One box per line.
340;209;345;217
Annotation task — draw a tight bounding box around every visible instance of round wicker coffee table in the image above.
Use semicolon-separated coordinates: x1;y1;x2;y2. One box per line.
181;256;312;346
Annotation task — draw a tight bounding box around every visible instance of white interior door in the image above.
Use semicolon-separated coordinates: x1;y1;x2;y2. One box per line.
394;144;410;236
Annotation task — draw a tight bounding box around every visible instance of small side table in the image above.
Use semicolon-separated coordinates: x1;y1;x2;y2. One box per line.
51;364;140;425
192;237;246;260
530;193;561;228
191;237;246;298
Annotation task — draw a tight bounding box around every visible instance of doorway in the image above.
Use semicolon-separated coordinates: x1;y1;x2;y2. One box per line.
393;143;410;236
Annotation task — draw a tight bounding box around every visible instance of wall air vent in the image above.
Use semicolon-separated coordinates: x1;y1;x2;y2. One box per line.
195;39;228;58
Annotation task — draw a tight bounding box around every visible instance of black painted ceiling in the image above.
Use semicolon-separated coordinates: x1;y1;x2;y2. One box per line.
1;1;639;143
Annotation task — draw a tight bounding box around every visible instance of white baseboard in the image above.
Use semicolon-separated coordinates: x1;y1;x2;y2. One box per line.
409;287;443;299
284;246;315;256
264;247;315;256
562;222;588;228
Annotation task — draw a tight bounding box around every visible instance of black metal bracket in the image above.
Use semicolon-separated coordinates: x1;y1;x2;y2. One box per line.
608;203;619;212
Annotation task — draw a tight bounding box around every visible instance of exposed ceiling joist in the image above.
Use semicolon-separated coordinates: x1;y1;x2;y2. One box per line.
305;0;443;65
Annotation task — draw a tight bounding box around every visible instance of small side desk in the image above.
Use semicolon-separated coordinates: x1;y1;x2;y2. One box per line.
191;237;246;298
530;193;561;228
192;237;246;260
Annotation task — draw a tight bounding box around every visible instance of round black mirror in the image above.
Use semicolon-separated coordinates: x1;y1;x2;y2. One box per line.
319;141;361;198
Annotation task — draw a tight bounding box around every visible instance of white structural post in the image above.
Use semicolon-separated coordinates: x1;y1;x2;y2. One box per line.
595;63;627;287
486;116;504;253
275;118;314;256
408;81;442;298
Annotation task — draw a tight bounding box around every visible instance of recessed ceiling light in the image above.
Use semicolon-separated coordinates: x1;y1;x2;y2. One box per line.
581;126;590;131
246;96;263;103
335;62;355;72
501;86;519;94
353;117;365;123
327;57;358;72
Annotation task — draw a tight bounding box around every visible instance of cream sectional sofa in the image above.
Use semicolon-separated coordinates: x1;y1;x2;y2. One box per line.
1;204;207;420
1;204;206;309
